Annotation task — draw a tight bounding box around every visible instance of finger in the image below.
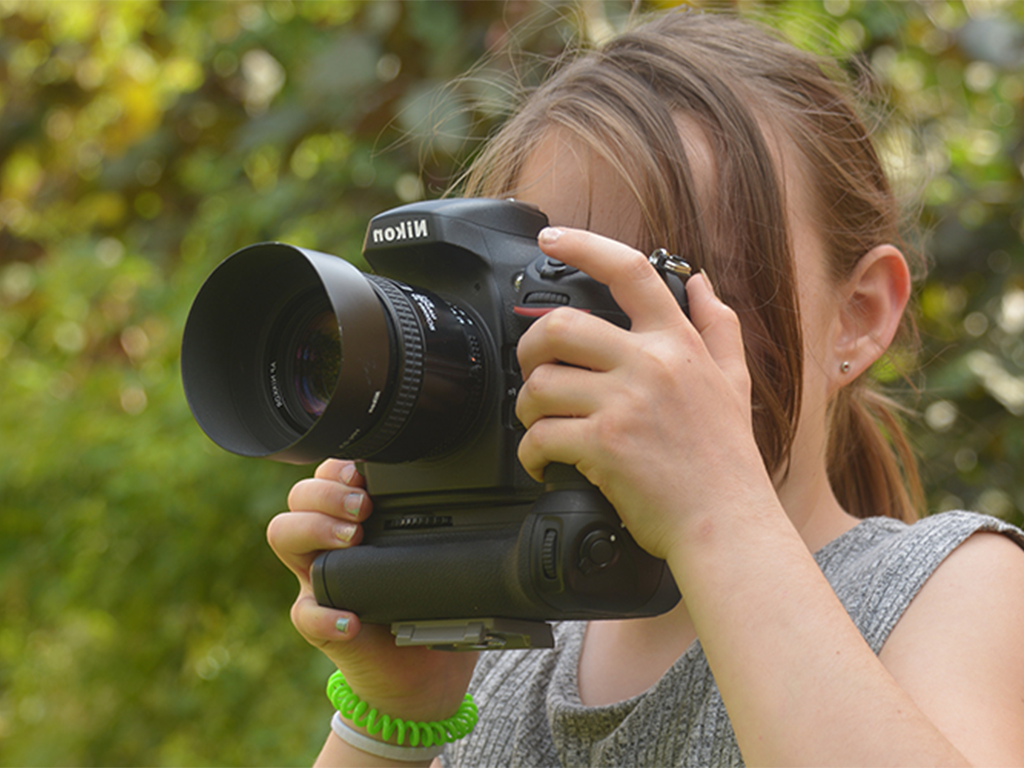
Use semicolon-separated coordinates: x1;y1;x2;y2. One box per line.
537;227;689;334
287;477;371;522
517;307;628;379
267;511;362;578
291;590;362;646
517;416;592;482
314;459;365;488
686;272;751;398
515;362;604;428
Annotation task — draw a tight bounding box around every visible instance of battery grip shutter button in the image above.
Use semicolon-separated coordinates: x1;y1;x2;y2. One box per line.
581;530;617;570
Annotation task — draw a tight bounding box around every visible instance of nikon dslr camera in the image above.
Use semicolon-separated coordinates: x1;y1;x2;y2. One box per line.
181;198;687;650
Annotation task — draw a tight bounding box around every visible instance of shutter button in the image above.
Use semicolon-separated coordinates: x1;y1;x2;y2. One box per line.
538;258;579;279
580;530;618;571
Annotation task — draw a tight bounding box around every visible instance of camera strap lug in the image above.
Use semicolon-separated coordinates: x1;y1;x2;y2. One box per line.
648;248;692;277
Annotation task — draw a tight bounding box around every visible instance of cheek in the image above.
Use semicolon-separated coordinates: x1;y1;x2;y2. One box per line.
796;280;843;398
801;316;832;372
802;315;844;416
795;261;840;361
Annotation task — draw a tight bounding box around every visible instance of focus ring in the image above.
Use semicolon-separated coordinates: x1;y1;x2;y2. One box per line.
351;277;424;459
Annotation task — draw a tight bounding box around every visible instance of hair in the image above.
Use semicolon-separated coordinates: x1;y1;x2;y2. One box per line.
456;10;924;522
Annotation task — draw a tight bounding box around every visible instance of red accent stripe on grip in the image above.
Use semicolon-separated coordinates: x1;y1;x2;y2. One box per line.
513;306;590;318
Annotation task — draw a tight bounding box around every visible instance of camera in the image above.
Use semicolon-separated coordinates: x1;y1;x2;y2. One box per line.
181;198;688;649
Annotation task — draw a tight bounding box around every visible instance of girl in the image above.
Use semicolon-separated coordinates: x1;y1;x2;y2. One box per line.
270;11;1024;766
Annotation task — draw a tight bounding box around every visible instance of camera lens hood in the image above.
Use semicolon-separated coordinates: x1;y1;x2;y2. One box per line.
181;243;392;464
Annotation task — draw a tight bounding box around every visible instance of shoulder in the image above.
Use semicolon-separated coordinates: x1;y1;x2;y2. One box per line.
817;510;1023;653
879;514;1024;765
882;512;1024;653
886;518;1024;648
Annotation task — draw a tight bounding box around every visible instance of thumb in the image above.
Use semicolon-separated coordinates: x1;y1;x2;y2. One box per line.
687;271;751;402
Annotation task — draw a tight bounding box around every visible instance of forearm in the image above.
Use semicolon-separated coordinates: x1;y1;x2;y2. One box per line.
668;486;967;767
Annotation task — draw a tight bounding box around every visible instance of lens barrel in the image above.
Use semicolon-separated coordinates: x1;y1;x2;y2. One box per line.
181;243;487;464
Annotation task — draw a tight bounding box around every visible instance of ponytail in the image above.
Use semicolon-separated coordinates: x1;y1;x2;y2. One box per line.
827;385;923;522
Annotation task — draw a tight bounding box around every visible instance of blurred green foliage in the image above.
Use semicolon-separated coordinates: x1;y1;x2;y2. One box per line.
1;0;1022;764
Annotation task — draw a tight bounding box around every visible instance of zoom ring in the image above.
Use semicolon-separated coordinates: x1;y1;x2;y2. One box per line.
355;277;424;459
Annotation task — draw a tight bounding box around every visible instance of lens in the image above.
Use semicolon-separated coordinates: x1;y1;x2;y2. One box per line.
267;291;343;432
182;244;392;463
293;311;341;420
181;242;489;465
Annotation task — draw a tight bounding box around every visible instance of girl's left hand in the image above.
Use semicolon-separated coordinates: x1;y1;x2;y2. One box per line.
515;226;770;561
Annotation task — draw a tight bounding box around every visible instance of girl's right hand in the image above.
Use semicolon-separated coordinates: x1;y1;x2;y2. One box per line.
267;458;478;723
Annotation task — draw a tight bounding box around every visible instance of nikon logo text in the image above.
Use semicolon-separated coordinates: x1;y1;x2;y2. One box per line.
371;218;429;244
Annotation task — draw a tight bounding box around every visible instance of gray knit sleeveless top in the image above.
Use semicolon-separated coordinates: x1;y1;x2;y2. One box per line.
441;511;1024;767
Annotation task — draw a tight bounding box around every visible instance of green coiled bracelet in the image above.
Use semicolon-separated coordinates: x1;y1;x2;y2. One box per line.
326;670;478;748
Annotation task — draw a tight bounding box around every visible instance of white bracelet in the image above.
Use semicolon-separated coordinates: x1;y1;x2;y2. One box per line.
331;711;446;762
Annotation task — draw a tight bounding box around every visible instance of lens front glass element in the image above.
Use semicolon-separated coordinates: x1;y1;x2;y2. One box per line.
293;310;341;419
268;290;342;432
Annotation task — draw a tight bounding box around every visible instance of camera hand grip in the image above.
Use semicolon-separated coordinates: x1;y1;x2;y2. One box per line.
312;463;680;627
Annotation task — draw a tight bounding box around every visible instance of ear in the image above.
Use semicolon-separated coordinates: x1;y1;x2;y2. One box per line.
830;245;911;394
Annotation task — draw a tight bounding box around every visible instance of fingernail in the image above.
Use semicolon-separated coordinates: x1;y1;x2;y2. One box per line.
343;492;363;516
333;522;357;542
339;463;358;485
538;227;564;244
335;617;350;635
700;268;719;299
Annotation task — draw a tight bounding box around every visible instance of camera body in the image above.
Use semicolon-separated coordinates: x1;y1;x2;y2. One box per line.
181;198;686;649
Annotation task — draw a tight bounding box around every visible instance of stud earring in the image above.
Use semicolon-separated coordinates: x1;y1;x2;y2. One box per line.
840;361;851;374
